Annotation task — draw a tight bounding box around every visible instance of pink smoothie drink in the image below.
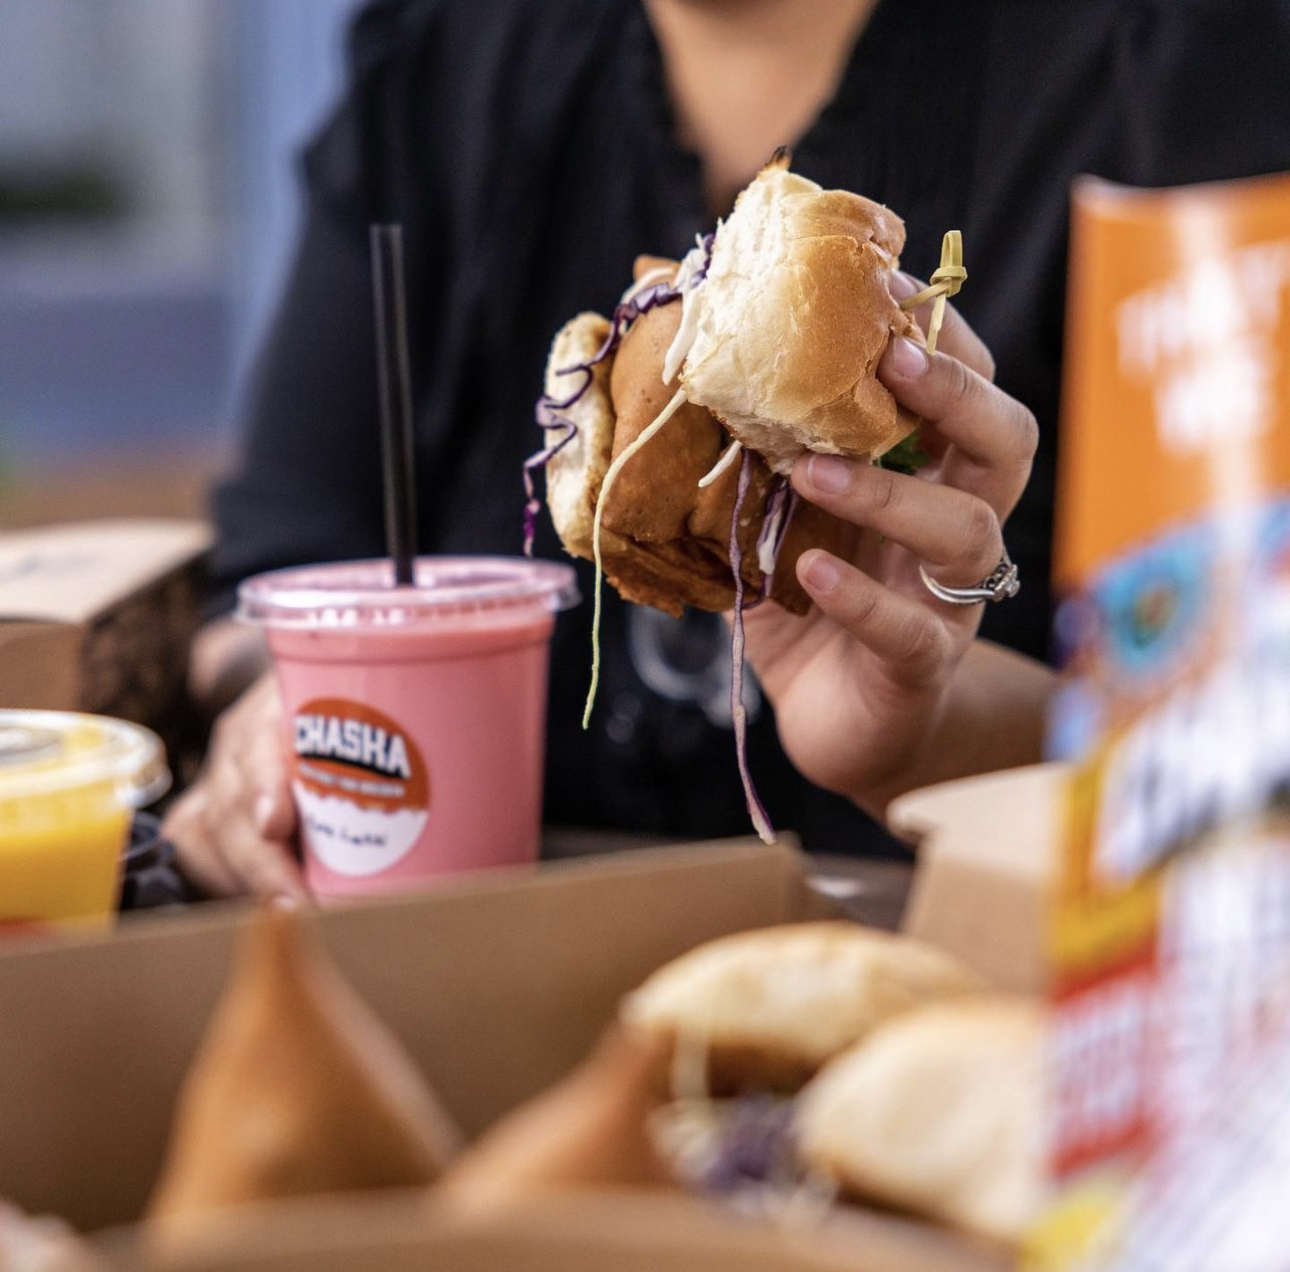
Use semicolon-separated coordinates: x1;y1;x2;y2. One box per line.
237;557;578;899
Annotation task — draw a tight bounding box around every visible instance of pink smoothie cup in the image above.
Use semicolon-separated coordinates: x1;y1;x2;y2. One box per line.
237;556;578;899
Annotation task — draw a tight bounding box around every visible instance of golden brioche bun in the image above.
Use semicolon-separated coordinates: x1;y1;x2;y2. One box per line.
620;923;984;1093
679;155;922;475
795;997;1045;1246
542;311;615;561
541;279;855;618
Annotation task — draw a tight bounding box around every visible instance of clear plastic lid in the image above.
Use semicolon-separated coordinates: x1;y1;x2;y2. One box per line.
0;711;170;807
236;556;580;631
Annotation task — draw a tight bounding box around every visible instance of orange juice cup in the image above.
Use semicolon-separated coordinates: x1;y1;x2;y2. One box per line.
237;556;579;900
0;711;169;932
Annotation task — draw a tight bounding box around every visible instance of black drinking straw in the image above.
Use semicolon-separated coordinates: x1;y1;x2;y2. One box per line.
370;223;418;586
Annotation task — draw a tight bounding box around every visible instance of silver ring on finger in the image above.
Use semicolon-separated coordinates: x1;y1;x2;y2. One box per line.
919;550;1020;606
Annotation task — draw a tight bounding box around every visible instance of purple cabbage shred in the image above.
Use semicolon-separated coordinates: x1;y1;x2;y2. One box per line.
692;231;716;285
698;1096;798;1194
522;421;576;556
522;236;716;548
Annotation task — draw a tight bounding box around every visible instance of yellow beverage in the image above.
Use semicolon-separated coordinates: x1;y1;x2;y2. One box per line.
0;712;169;932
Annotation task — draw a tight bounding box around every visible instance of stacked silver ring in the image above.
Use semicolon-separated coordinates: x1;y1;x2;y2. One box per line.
919;551;1020;606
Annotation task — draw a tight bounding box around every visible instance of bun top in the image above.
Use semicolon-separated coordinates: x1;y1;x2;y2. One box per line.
794;997;1044;1245
620;922;984;1090
541;312;615;562
678;157;921;475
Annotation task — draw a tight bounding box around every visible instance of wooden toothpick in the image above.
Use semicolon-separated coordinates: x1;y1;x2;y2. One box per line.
900;230;967;356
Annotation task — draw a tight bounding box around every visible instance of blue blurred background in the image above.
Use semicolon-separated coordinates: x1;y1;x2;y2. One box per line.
0;0;361;526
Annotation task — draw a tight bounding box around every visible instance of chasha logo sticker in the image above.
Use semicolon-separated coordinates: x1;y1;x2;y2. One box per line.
290;698;430;877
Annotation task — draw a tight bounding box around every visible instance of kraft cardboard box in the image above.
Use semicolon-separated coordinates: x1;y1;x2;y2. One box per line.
112;1188;1007;1272
890;763;1066;994
0;518;210;758
0;838;1009;1272
0;840;823;1230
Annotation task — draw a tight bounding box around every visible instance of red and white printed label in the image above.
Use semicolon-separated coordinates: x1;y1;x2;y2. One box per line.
289;697;430;877
1050;953;1158;1178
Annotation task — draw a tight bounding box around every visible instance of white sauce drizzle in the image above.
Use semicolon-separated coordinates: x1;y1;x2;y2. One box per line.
697;439;743;489
583;387;689;728
620;265;676;305
662;237;711;384
757;497;787;575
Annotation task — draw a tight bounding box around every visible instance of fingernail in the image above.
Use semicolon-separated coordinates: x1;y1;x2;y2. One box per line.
253;791;276;834
888;269;921;302
888;335;930;379
802;552;841;593
806;454;851;494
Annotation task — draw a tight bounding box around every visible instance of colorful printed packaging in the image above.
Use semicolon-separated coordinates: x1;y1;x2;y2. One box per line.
1036;171;1290;1269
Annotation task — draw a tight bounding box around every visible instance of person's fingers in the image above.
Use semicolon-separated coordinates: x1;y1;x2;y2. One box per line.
231;711;297;842
162;787;244;898
878;337;1038;517
208;736;304;900
252;786;297;841
215;817;308;901
795;549;956;688
166;671;304;901
888;270;995;382
166;760;305;901
170;779;305;902
794;456;1004;589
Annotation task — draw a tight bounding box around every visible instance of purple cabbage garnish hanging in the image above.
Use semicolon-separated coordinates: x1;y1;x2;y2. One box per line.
522;235;716;552
728;449;776;844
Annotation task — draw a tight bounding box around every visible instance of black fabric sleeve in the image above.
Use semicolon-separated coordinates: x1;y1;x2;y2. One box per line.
208;0;451;613
207;0;614;614
210;209;383;611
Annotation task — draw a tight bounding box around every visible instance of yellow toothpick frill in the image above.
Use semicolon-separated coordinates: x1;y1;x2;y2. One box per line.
583;387;688;728
899;230;966;356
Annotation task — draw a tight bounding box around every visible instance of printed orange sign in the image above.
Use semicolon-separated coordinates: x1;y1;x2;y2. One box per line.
1057;172;1290;588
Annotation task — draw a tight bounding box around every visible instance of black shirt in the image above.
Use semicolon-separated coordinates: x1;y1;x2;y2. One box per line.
212;0;1290;853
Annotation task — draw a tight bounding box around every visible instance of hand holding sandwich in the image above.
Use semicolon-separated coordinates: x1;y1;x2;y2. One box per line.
535;156;1056;830
534;157;1055;835
742;283;1054;819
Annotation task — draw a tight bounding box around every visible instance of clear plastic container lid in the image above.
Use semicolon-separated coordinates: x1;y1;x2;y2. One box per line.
0;711;170;807
236;556;580;631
